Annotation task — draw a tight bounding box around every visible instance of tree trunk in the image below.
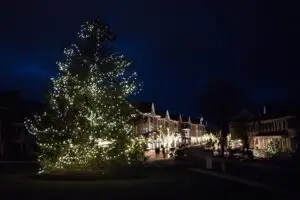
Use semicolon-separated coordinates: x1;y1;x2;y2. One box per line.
220;124;227;157
243;136;249;149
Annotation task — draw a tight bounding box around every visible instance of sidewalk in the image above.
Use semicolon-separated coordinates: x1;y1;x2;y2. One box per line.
188;168;300;197
184;154;300;193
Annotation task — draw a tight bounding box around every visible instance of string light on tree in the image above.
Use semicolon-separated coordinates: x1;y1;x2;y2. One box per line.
25;19;145;173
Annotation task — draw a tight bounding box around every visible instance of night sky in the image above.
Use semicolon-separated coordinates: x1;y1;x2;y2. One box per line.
1;1;299;117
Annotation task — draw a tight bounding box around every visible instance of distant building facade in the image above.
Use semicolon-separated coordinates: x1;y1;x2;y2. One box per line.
132;102;207;151
230;107;299;158
0;91;38;160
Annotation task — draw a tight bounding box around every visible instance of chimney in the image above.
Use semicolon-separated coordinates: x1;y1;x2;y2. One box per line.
263;106;266;115
165;110;170;120
188;116;191;123
200;116;204;125
151;102;155;115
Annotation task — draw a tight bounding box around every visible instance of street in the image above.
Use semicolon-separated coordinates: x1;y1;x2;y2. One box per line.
0;168;292;200
0;146;298;200
181;146;300;193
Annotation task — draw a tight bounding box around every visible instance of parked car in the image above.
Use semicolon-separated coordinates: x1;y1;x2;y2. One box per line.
213;149;220;156
241;149;254;160
213;149;231;157
174;148;188;160
224;150;230;157
229;148;253;161
168;148;176;158
204;145;213;151
226;148;243;160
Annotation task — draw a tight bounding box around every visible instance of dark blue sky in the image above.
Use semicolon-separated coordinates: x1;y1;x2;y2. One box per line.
0;1;299;117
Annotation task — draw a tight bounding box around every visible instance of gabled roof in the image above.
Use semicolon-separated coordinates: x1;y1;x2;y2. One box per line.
231;108;255;122
130;101;202;124
130;102;152;113
231;105;296;123
256;104;295;120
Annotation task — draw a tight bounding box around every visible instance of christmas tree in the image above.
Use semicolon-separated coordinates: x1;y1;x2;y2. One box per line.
267;138;281;156
25;19;145;173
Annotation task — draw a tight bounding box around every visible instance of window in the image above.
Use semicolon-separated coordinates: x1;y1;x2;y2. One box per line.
262;123;266;131
150;117;153;123
282;121;286;129
287;118;297;129
265;123;268;131
268;123;272;130
142;127;147;132
274;122;278;130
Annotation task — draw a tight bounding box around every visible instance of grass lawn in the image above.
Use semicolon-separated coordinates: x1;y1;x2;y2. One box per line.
1;168;190;188
0;168;290;200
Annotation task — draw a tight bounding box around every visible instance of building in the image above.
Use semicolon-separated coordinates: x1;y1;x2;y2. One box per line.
0;94;206;160
132;102;207;151
230;106;298;158
0;91;40;160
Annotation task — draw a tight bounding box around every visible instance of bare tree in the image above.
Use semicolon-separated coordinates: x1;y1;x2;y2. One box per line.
198;78;249;156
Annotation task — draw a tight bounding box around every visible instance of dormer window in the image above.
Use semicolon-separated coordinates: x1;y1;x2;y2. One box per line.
142;127;149;133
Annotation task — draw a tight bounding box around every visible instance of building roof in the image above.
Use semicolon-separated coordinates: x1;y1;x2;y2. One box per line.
0;90;48;123
255;131;289;137
130;101;202;124
130;102;152;113
255;105;295;120
231;108;255;122
231;105;295;123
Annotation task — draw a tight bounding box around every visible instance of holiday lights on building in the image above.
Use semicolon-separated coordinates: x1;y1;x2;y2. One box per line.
227;133;243;149
24;19;145;172
199;133;218;145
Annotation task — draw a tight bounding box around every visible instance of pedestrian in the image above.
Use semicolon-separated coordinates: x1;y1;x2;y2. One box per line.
155;147;160;158
162;145;166;158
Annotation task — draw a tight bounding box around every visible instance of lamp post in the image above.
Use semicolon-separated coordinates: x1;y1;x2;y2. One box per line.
0;120;2;156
